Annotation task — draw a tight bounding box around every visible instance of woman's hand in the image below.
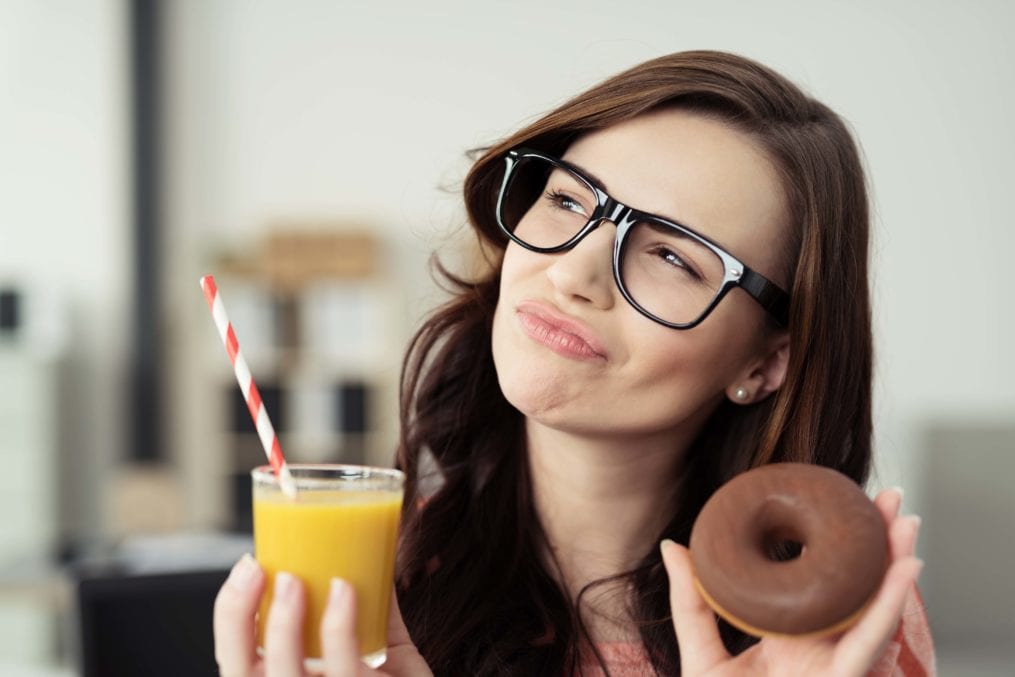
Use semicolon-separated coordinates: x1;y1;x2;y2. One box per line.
213;556;433;676
661;488;923;677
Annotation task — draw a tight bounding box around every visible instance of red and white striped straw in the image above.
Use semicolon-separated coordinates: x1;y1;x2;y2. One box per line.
199;275;296;497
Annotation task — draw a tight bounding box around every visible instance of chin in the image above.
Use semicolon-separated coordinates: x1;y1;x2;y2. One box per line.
494;364;617;435
496;357;567;418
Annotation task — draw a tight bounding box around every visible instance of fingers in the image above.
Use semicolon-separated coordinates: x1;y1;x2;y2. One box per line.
835;499;924;673
874;486;922;561
834;555;924;674
213;554;265;677
321;578;365;676
873;487;903;528
264;571;307;677
889;513;921;562
660;539;730;674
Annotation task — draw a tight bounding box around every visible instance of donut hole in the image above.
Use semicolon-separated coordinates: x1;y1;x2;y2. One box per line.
761;526;805;562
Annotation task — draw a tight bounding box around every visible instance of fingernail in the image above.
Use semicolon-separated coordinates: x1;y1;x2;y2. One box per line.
890;486;905;503
228;553;259;589
330;578;349;606
914;558;925;576
275;571;296;602
660;538;676;554
910;515;922;528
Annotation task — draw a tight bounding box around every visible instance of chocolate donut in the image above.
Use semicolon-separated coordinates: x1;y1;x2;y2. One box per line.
688;463;888;637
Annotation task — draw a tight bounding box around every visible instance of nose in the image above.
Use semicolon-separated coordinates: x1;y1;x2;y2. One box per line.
544;220;617;310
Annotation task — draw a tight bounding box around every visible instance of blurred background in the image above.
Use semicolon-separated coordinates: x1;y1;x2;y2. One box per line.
1;0;1013;674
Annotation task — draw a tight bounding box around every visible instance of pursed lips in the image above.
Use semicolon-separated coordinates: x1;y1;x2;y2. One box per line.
515;300;609;360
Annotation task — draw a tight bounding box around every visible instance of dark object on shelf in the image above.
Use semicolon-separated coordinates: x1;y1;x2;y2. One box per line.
77;569;229;677
232;381;283;433
233;433;274;471
336;380;369;434
231;470;254;533
341;436;368;465
0;288;20;334
272;293;301;351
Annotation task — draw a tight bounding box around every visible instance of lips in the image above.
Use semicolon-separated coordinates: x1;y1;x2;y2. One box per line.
515;300;608;360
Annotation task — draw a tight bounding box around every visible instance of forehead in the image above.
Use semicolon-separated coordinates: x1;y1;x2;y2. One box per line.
561;109;789;283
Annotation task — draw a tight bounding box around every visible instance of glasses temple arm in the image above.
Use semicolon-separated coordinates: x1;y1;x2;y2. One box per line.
739;268;791;327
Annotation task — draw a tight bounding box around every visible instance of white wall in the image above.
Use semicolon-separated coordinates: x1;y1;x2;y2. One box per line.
0;0;128;545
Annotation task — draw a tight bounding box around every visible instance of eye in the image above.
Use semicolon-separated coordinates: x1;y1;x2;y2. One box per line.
649;245;703;280
545;190;590;218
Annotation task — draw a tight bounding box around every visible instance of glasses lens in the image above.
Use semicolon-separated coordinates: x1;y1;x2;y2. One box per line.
620;219;726;325
500;156;596;249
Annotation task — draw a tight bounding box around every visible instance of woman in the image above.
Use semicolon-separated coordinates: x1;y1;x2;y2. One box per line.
214;51;934;675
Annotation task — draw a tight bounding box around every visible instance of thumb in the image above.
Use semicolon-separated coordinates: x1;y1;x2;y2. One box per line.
386;587;414;648
382;587;435;675
661;539;730;675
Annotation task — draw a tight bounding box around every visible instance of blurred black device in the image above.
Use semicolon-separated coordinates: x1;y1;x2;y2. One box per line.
77;569;230;677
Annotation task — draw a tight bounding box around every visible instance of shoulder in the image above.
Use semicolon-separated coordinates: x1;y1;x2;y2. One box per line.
868;585;936;677
581;642;652;677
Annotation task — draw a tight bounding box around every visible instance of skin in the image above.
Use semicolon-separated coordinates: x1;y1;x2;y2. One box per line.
212;110;924;676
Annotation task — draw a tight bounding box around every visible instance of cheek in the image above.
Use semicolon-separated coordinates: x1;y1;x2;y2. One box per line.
499;241;540;289
611;316;754;422
491;303;574;417
617;337;724;417
494;244;560;411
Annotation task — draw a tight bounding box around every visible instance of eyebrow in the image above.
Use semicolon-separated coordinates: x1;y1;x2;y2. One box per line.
563;157;697;231
560;158;609;193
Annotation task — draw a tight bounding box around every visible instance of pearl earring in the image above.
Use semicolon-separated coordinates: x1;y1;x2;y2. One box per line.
734;387;749;401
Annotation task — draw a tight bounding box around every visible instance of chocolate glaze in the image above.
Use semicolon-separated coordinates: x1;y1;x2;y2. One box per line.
689;463;888;636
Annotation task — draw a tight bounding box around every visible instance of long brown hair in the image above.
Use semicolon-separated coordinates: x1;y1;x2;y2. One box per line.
395;50;873;675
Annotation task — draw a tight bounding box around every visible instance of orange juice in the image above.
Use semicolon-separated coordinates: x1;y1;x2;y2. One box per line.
252;465;403;667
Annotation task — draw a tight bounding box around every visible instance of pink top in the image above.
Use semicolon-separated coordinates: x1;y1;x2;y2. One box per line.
581;587;935;676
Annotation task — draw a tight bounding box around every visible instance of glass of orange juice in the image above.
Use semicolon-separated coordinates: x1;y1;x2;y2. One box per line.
252;464;404;671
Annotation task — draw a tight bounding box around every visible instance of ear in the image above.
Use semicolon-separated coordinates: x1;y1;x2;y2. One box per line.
725;331;790;405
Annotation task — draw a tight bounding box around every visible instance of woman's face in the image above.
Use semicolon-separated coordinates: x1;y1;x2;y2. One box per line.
491;109;791;440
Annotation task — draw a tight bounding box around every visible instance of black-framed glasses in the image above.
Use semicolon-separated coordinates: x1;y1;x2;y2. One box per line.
494;148;791;329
